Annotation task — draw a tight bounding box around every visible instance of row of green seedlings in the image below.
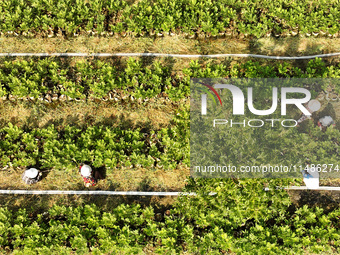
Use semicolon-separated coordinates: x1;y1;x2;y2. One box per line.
0;58;340;101
0;109;189;170
1;178;340;254
0;0;339;38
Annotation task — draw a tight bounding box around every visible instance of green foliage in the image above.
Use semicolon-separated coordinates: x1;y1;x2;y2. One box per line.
0;112;189;170
0;182;339;254
0;58;340;101
0;0;339;37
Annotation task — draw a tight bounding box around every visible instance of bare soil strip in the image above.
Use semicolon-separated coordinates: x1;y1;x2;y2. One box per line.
0;166;190;192
0;99;186;130
1;37;340;57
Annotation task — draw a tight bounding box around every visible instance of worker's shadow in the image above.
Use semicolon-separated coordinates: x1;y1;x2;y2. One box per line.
94;166;106;180
291;190;340;213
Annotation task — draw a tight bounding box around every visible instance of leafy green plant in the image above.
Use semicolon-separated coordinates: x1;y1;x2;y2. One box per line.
0;0;339;37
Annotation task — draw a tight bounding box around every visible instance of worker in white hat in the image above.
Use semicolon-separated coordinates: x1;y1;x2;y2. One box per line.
79;164;96;187
302;165;319;189
22;168;42;185
318;116;335;131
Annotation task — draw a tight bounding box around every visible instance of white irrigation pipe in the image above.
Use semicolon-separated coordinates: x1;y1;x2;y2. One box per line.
0;52;340;59
1;186;339;195
264;186;340;191
0;190;217;196
285;186;340;191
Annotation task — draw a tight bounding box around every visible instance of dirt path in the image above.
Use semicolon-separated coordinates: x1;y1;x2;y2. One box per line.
0;99;184;130
1;36;340;57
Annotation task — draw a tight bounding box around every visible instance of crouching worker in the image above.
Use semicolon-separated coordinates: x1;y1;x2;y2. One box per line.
302;165;319;189
22;168;42;185
318;116;335;131
79;164;97;187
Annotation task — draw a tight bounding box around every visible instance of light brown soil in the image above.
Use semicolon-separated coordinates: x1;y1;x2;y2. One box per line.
1;36;340;57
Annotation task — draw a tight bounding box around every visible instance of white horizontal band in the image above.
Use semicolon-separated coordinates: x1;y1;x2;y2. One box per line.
1;187;338;195
285;186;340;190
264;186;340;191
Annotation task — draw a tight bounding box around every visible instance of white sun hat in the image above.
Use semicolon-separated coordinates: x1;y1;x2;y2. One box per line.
307;99;321;113
303;165;319;189
80;164;92;177
25;168;39;179
319;116;334;127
